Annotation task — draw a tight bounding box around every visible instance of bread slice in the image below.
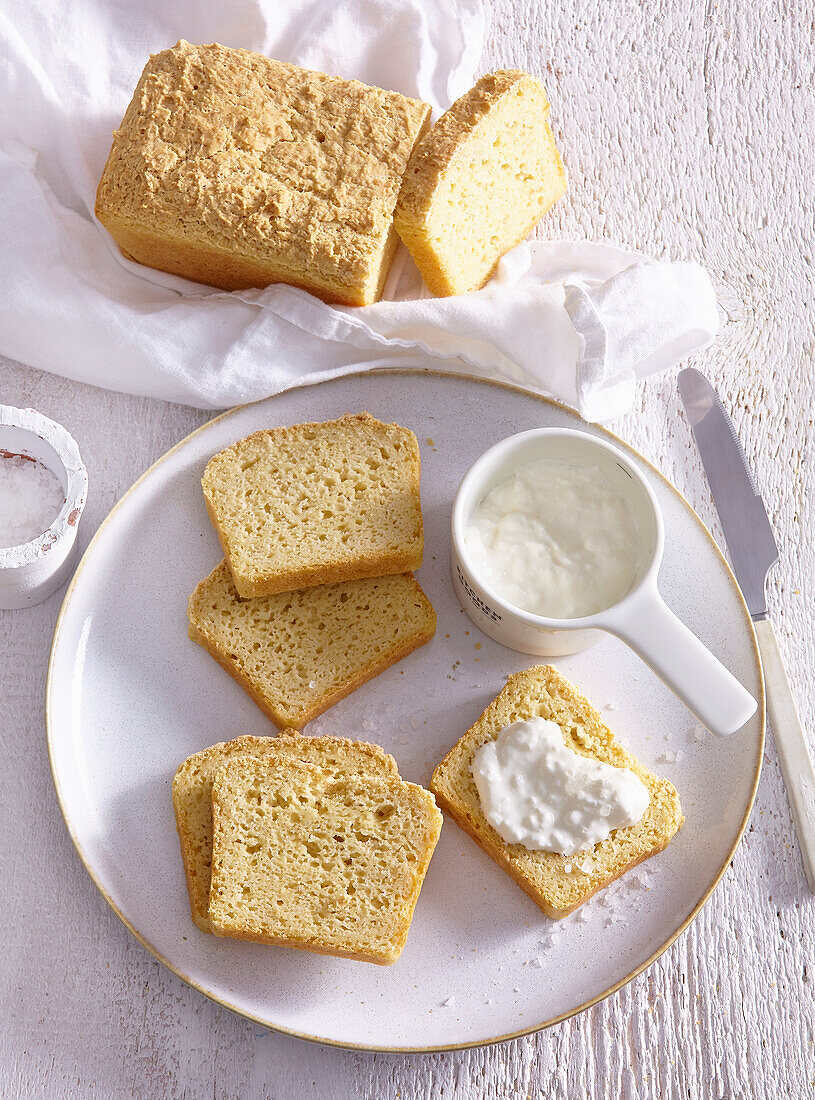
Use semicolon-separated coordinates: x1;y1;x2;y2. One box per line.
188;562;436;728
430;666;683;918
209;755;442;963
95;41;431;304
394;70;567;296
201;413;423;598
172;734;398;932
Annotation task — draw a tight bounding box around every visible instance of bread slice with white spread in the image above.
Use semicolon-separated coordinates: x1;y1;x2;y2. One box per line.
430;666;683;918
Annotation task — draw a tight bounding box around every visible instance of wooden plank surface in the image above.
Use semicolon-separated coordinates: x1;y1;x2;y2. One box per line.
1;0;814;1095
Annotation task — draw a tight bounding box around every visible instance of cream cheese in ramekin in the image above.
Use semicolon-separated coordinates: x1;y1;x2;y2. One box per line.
464;458;640;619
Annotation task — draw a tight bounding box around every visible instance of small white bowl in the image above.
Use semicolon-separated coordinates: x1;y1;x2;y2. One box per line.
451;427;756;736
0;406;88;609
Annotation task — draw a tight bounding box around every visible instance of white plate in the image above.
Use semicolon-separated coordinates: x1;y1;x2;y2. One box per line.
47;371;764;1052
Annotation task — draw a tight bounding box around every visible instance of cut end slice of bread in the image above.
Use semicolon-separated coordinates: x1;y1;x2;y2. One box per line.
172;734;399;932
430;666;683;918
201;413;423;598
187;563;436;728
209;755;442;963
394;70;567;297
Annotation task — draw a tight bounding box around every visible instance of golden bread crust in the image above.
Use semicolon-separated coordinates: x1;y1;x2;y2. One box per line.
96;41;431;302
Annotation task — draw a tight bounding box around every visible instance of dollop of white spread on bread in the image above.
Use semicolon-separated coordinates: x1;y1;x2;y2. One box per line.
471;718;650;855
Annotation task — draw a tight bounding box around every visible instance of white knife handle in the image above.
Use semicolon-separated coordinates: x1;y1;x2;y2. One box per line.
606;585;757;737
753;618;815;892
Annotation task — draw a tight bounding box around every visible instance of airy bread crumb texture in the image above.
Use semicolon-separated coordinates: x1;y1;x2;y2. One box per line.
172;734;399;932
188;563;436;729
95;41;431;304
395;70;567;296
202;413;423;598
208;755;442;963
430;666;683;918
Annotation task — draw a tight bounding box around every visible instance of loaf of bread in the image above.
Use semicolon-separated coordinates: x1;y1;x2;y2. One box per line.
95;41;431;304
208;754;442;963
394;70;567;296
201;413;423;598
188;562;436;728
430;666;683;918
172;734;399;932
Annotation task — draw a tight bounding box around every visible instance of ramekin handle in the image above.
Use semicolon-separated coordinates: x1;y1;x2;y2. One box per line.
605;587;757;737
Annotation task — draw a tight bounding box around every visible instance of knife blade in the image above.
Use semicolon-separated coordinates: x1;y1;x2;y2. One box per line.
678;366;815;892
677;368;778;619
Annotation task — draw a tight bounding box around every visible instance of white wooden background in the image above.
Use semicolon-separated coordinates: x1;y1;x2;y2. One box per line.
2;0;814;1095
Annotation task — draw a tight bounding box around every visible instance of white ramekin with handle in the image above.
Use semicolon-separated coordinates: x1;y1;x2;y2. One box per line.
451;427;757;737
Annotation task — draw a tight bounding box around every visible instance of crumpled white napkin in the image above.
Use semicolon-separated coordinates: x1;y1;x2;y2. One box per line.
0;0;719;420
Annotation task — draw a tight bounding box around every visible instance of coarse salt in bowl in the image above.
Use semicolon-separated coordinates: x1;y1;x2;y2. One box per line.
0;454;65;549
0;406;88;609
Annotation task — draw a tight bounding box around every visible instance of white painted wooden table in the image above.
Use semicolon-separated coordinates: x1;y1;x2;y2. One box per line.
2;1;814;1095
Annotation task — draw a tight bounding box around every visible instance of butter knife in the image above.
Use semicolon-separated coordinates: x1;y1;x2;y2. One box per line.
678;367;815;890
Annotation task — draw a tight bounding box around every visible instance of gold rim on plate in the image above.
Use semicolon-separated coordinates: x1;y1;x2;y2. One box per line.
45;369;765;1053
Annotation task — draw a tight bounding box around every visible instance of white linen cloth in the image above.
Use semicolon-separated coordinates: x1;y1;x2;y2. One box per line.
0;0;719;420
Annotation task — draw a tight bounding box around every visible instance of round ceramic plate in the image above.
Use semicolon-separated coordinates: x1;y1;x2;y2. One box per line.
47;371;764;1051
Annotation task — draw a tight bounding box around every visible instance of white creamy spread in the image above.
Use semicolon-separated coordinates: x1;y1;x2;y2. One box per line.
0;454;64;549
471;718;650;855
464;458;640;618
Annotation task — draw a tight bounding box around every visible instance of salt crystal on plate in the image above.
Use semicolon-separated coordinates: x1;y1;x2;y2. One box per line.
0;454;64;549
441;995;454;1007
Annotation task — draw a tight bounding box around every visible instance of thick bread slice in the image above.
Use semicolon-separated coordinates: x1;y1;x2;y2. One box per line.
95;42;431;304
209;756;442;963
188;562;436;728
172;734;398;932
394;70;567;296
430;666;683;918
202;413;423;597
